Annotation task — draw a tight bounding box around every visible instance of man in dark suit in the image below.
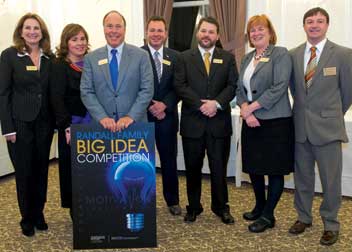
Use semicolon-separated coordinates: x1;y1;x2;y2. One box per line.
288;7;352;246
141;16;181;216
174;16;238;224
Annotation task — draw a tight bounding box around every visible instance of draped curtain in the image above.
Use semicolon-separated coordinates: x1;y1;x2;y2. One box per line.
209;0;246;68
168;6;199;52
143;0;174;30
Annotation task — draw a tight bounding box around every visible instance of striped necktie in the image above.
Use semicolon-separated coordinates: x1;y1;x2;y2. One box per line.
204;52;211;75
154;51;162;82
305;46;317;90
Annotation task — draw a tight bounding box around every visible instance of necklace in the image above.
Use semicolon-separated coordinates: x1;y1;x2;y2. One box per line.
254;45;269;61
70;62;83;72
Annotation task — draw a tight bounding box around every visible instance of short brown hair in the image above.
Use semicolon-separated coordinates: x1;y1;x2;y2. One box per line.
102;10;126;27
13;13;52;55
303;7;329;24
196;16;220;34
56;23;90;61
246;14;277;48
146;16;167;31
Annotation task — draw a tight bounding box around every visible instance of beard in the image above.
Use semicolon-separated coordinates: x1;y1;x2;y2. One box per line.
197;36;216;49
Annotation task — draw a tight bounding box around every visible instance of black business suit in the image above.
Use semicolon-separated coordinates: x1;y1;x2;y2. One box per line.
174;47;238;214
0;47;54;224
141;45;180;207
50;59;88;209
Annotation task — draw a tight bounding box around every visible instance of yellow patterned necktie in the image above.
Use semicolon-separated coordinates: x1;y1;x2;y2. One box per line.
204;52;211;75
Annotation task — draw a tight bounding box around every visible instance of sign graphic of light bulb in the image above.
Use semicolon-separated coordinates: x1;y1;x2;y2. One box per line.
111;160;154;232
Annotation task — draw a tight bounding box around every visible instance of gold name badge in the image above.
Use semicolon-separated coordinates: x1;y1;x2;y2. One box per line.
213;58;223;64
26;65;38;71
323;67;337;76
98;58;108;65
162;59;171;66
259;57;270;62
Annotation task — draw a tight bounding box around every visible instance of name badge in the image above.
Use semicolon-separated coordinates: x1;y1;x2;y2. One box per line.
26;65;37;71
162;59;171;66
259;57;270;62
213;58;223;64
98;58;108;65
323;67;337;76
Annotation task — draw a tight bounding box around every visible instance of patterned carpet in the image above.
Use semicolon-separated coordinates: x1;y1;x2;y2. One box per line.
0;160;351;252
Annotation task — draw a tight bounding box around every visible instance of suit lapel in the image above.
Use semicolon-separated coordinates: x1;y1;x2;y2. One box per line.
238;51;254;83
161;48;172;83
192;49;208;77
116;44;131;92
20;54;41;80
99;46;115;93
296;44;306;87
252;44;274;77
311;40;333;88
208;48;221;80
291;43;306;92
39;56;49;76
143;45;159;95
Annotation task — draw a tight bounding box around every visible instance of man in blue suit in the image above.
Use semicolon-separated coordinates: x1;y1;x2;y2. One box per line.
141;16;181;216
81;10;153;131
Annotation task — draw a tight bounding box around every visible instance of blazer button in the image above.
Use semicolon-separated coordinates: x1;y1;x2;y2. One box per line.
252;90;257;94
113;112;116;115
115;95;118;98
37;94;42;98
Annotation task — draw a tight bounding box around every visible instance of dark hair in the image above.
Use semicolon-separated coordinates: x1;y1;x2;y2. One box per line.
303;7;329;24
196;16;220;34
146;16;167;31
246;14;277;47
56;23;90;61
13;12;52;55
102;10;126;27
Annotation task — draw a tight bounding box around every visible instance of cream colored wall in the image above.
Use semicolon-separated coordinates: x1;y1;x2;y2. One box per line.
247;0;352;50
2;0;351;52
0;0;144;52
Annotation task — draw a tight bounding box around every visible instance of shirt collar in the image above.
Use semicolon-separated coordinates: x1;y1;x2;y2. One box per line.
148;44;163;58
107;42;125;55
17;48;49;59
305;38;327;54
198;45;215;58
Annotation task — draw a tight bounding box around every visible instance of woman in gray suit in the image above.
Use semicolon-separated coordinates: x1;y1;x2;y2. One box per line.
236;14;294;233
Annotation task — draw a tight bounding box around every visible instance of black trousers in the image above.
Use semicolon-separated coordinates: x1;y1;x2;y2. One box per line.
182;131;231;215
57;129;72;208
154;116;179;206
7;115;53;223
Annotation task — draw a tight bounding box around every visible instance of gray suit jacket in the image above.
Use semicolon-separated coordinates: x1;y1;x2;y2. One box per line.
80;43;154;122
236;45;292;119
290;40;352;145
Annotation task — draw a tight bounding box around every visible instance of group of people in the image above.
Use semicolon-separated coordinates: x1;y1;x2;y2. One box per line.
0;6;351;247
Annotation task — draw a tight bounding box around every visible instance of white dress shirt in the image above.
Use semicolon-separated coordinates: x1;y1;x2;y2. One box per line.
148;44;164;75
304;38;327;73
